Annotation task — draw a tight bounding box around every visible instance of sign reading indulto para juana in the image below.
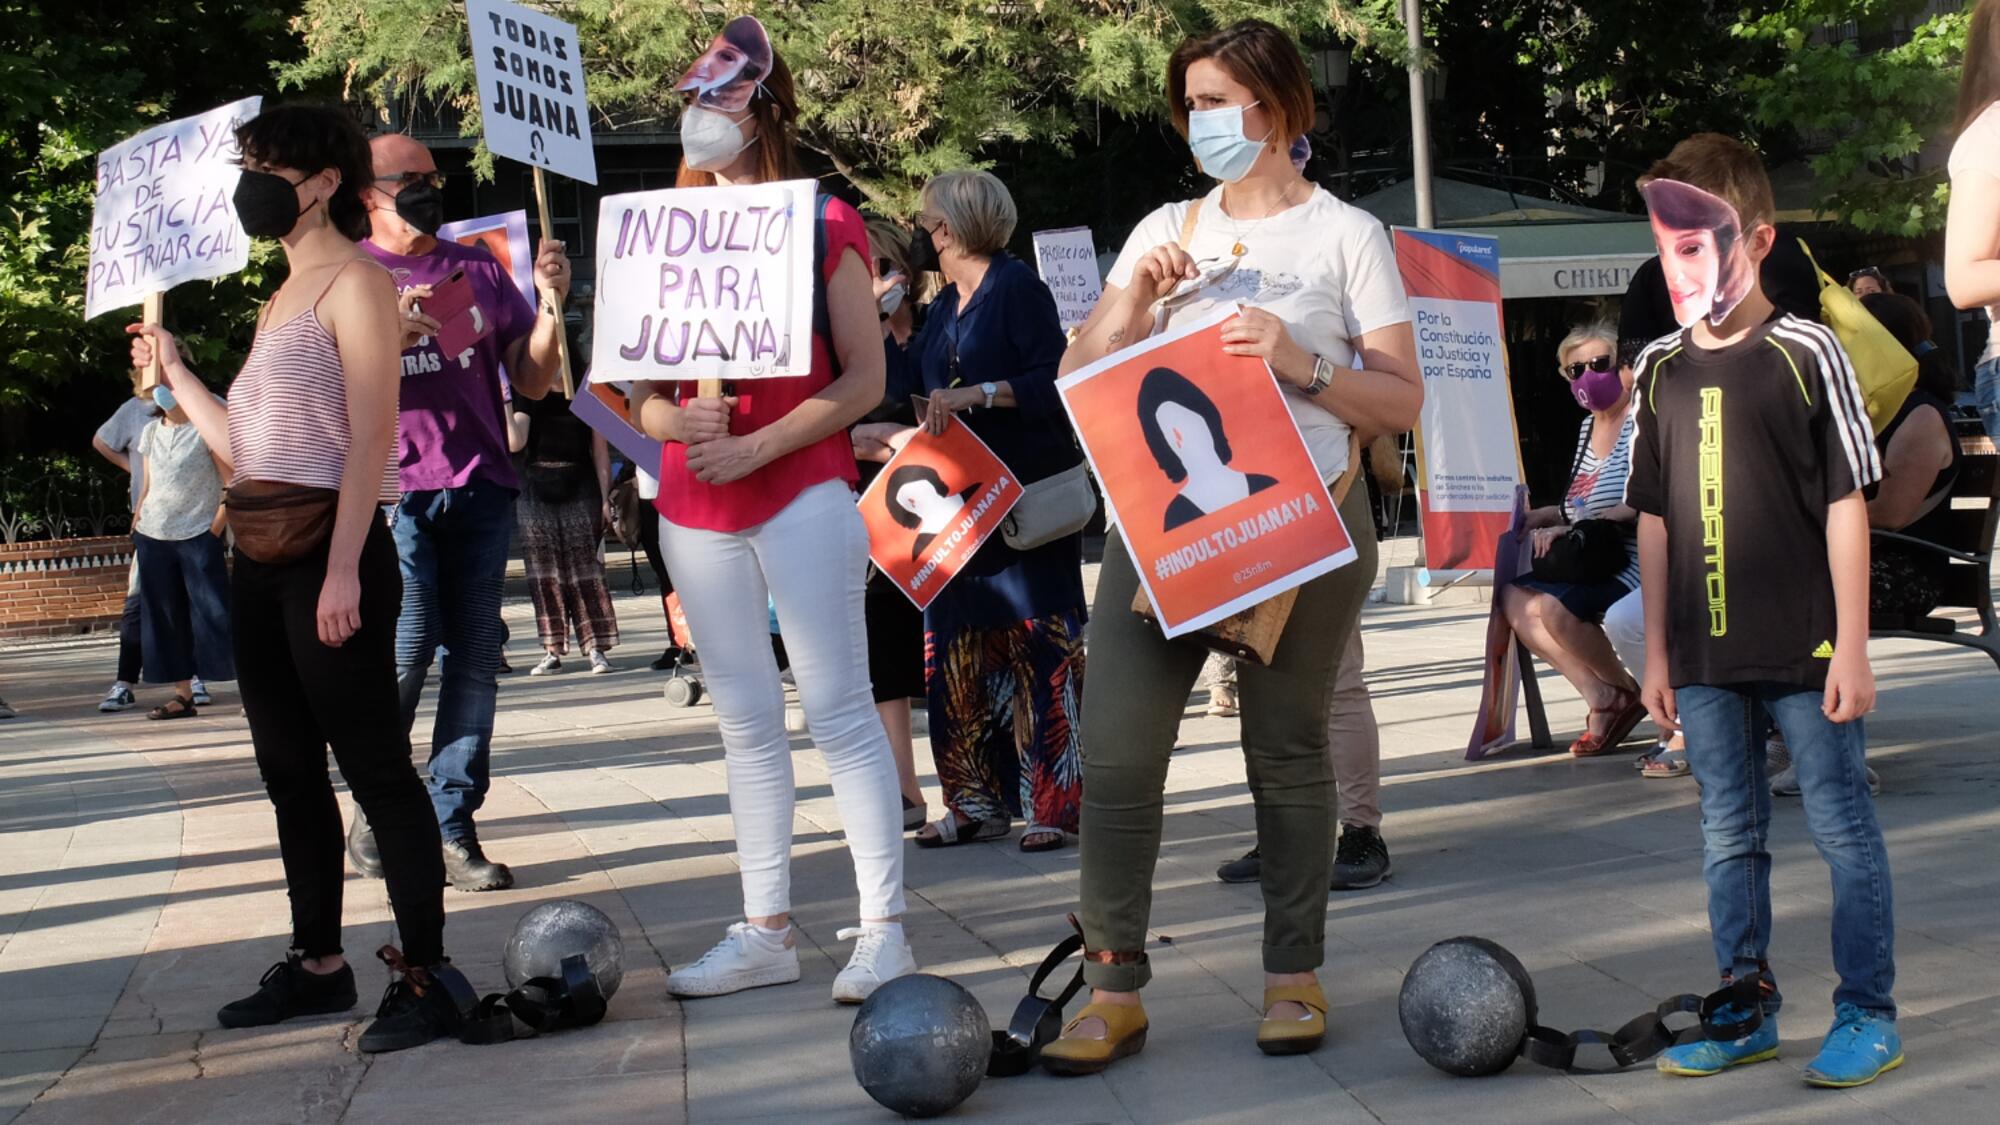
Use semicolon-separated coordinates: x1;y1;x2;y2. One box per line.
588;179;817;383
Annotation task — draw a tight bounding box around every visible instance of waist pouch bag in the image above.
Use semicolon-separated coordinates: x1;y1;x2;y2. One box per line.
1529;518;1627;585
226;480;339;565
1002;462;1098;551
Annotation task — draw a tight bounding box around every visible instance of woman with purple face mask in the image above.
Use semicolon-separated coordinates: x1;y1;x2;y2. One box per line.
1502;321;1646;757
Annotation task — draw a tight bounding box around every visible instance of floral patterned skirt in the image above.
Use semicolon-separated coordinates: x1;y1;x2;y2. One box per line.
924;608;1085;832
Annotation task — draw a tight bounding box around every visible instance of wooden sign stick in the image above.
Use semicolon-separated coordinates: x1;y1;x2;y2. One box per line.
532;165;576;399
140;292;165;390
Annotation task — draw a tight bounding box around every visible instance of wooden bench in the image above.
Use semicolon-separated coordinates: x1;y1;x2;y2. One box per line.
1511;445;2000;751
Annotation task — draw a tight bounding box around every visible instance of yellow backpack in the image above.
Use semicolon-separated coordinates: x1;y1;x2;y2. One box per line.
1798;239;1916;433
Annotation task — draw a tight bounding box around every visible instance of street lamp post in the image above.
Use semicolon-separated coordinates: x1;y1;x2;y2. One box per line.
1404;0;1435;229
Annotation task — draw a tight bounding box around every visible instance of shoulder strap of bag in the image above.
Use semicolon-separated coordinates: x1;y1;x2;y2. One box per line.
813;193;834;345
1176;197;1204;250
1796;236;1835;290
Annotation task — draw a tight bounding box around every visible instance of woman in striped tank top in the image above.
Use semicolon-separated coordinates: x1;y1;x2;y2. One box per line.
128;105;459;1054
1503;321;1647;758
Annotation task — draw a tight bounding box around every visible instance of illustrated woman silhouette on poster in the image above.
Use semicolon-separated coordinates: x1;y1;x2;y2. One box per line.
885;464;983;560
1138;366;1277;532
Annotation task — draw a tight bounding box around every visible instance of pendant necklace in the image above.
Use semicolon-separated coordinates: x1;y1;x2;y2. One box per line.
1224;178;1302;257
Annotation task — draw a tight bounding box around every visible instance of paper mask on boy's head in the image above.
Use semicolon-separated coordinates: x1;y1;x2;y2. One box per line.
1640;178;1757;329
675;15;773;112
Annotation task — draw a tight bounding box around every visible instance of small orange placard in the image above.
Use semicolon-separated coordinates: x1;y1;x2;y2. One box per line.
1058;304;1355;636
857;415;1023;612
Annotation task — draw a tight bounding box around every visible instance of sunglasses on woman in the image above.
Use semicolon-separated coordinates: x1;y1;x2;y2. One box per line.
1562;354;1615;380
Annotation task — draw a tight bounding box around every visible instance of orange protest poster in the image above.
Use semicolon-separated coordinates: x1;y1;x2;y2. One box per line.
1057;304;1355;637
857;416;1024;612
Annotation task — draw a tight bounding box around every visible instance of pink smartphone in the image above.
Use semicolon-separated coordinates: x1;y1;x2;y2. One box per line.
421;269;492;357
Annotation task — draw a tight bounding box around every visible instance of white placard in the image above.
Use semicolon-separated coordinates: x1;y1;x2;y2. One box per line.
85;97;261;321
1410;294;1516;514
466;0;596;184
588;179;817;382
1030;226;1103;333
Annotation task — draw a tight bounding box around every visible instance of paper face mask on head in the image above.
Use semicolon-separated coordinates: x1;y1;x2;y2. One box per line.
1640;178;1757;329
675;15;774;113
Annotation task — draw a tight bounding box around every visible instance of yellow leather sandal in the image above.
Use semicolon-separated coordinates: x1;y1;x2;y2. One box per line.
1257;983;1328;1056
1040;1002;1149;1076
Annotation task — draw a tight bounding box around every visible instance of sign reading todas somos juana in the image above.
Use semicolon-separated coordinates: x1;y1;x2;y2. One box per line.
588;180;816;383
1058;304;1355;638
466;0;597;184
85;97;261;320
1394;228;1522;574
858;415;1023;612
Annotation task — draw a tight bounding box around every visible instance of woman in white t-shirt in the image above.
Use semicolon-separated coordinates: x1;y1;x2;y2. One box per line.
1947;0;2000;437
1043;19;1421;1075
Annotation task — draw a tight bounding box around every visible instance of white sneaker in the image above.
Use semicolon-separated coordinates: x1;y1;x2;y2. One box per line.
589;650;613;675
831;926;918;1005
98;683;136;712
190;677;211;706
530;653;562;676
665;923;801;998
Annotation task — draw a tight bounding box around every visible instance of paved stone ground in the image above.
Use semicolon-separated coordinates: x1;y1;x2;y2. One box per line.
2;545;1997;1124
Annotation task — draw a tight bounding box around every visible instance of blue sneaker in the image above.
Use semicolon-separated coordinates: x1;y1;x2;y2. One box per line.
1656;1005;1779;1077
1803;1003;1903;1088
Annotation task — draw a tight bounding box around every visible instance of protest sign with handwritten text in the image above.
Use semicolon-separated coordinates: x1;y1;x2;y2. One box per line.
589;179;816;383
1057;304;1353;637
85;97;260;321
1030;226;1103;334
858;416;1022;612
467;0;596;183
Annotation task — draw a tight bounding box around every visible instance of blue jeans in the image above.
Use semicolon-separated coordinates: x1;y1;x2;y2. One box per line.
1976;355;2000;441
392;483;515;842
1677;682;1896;1018
133;531;236;684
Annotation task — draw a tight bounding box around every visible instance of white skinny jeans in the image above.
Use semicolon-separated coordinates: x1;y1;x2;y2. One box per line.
659;480;907;920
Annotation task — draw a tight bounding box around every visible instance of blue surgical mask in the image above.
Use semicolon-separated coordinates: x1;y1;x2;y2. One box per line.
1187;101;1270;184
152;384;177;412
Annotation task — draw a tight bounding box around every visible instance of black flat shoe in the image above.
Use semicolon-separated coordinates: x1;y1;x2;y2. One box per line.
357;948;470;1054
216;954;357;1028
347;809;383;879
1216;847;1261;884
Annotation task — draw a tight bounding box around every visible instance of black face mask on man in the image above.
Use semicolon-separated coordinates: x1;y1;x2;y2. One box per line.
234;169;319;239
393;181;445;236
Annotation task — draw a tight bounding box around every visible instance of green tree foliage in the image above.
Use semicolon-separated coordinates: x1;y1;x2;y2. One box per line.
1731;0;1967;235
282;0;1404;212
0;1;303;437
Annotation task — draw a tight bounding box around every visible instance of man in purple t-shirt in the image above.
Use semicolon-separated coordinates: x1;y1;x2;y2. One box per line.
346;133;570;892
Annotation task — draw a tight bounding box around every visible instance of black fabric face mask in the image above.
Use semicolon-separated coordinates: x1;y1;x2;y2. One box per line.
394;181;445;236
906;224;941;274
234;169;318;238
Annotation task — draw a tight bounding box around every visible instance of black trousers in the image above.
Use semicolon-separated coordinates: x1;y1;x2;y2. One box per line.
118;589;143;684
638;502;674;604
233;515;445;964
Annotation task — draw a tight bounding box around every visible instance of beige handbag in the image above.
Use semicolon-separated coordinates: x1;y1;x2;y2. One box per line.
1001;462;1098;551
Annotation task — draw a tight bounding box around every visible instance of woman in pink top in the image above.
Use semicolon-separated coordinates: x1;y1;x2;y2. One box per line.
629;19;917;1004
1948;0;2000;438
128;104;458;1055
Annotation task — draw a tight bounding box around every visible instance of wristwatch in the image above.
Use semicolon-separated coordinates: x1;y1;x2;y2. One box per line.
981;381;998;409
1304;354;1335;397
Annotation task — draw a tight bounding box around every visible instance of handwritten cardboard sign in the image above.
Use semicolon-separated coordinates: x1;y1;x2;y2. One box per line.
569;380;664;477
467;0;597;184
438;210;535;305
1030;226;1103;334
588;179;816;383
1057;303;1354;637
85;96;261;320
858;416;1023;612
